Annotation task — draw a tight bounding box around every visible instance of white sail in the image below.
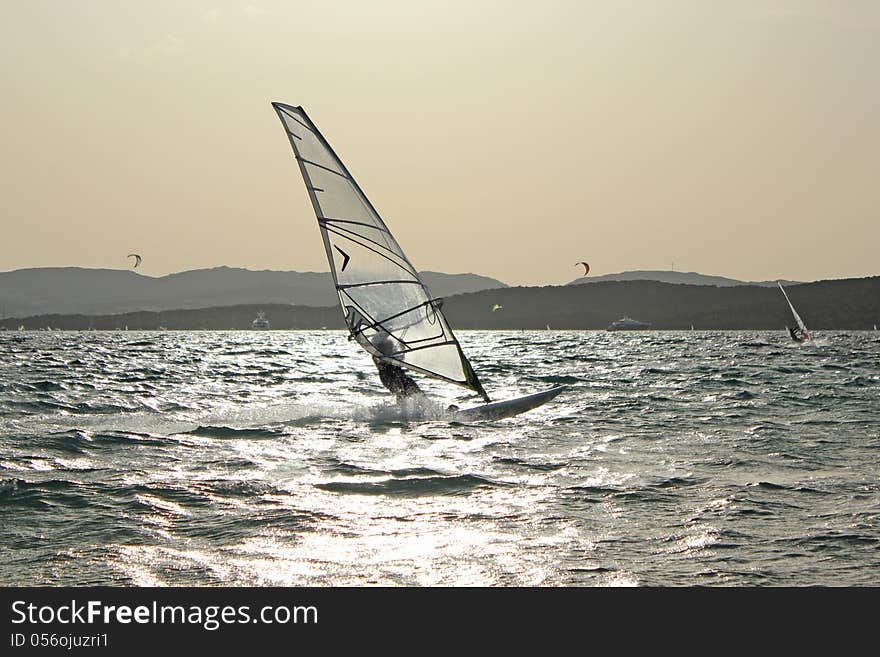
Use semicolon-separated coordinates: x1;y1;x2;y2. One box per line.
273;103;489;401
777;282;809;338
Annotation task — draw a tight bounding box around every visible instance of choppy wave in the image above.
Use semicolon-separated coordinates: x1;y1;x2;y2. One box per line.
1;329;878;586
314;473;505;496
183;425;285;439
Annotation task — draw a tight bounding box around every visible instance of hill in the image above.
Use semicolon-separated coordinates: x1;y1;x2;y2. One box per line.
3;277;877;331
448;277;879;329
0;266;507;318
568;270;802;287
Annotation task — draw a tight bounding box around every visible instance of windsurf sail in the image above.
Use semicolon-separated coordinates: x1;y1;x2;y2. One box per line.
778;281;809;341
272;102;490;402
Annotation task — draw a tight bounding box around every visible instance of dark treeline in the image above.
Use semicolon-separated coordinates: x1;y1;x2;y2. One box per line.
443;276;880;330
1;277;878;331
0;304;343;331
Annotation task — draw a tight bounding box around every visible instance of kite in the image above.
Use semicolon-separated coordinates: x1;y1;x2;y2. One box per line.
128;254;142;268
574;261;590;276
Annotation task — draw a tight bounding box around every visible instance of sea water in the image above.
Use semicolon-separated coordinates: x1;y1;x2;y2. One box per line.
1;330;878;586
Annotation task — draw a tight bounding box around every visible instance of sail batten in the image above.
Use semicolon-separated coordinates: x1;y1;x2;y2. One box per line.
339;280;424;290
320;217;391;232
272;102;490;401
301;158;351;178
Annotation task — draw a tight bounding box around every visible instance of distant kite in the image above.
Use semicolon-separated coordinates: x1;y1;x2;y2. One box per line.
575;261;590;276
492;304;503;312
128;253;142;268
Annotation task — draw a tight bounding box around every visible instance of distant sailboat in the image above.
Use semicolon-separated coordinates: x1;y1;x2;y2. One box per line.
271;102;563;418
251;311;270;330
607;317;651;331
777;281;810;343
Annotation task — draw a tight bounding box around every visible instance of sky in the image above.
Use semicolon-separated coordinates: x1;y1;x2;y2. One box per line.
1;0;878;286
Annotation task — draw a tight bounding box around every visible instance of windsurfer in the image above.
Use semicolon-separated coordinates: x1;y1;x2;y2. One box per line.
778;282;811;345
372;335;427;402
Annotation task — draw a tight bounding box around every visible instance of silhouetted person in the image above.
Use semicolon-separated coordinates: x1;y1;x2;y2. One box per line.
371;335;426;402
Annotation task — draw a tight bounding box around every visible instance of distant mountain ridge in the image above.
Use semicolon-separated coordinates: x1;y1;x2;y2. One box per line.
4;276;877;331
568;270;803;287
0;266;507;319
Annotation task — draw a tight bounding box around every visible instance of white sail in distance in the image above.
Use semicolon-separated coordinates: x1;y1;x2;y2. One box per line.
272;103;489;402
777;281;809;338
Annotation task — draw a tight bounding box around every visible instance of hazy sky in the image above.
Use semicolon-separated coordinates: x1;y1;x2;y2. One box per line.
1;1;878;286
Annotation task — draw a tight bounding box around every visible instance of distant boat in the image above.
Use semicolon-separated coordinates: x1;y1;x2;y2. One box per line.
607;317;651;331
777;282;811;343
251;311;270;330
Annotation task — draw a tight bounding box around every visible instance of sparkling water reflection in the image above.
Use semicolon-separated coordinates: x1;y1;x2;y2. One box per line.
1;330;878;586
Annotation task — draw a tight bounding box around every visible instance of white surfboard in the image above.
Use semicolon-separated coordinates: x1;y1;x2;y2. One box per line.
452;386;566;421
